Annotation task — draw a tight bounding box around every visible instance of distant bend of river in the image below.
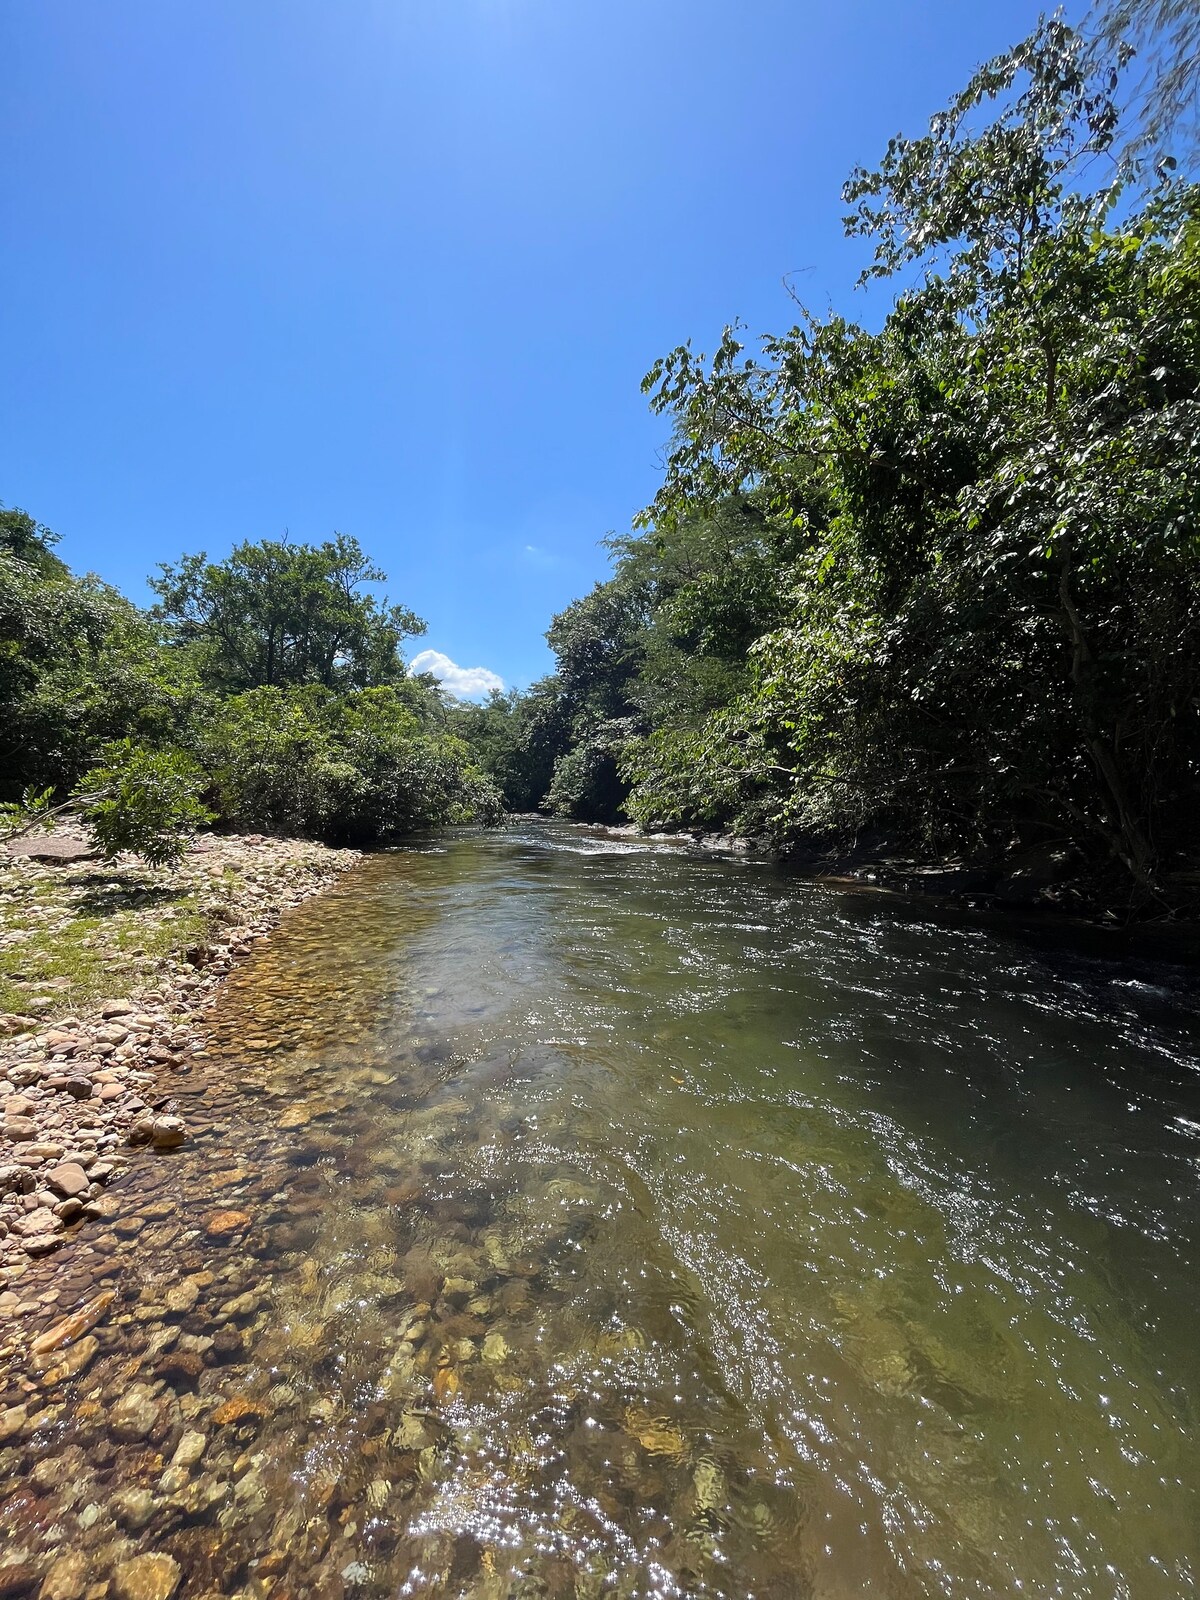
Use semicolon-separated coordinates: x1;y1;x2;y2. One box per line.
6;819;1200;1599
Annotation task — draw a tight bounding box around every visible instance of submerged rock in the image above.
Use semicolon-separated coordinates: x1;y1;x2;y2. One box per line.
110;1383;160;1441
110;1554;181;1600
39;1550;91;1600
112;1486;157;1531
149;1116;188;1150
204;1209;251;1238
36;1333;98;1386
29;1290;115;1356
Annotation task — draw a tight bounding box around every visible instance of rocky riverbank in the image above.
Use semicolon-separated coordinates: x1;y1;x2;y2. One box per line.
0;833;360;1313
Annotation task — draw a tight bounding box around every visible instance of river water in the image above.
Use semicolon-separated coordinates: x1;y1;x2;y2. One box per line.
4;821;1200;1599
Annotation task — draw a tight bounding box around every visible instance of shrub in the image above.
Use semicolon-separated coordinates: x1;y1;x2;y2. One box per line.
196;685;500;842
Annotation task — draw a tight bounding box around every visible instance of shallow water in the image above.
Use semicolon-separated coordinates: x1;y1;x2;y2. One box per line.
4;821;1200;1598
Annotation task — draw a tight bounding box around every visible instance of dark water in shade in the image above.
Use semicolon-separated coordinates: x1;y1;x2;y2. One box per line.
5;820;1200;1599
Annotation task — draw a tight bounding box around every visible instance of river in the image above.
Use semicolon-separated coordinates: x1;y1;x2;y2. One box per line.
3;820;1199;1598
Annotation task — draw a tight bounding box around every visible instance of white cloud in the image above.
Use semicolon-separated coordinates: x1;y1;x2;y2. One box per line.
409;649;505;701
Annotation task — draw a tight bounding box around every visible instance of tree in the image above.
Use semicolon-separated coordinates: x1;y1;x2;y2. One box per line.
0;553;204;794
150;534;426;692
534;19;1200;912
1088;0;1200;166
195;685;500;842
1;743;212;867
0;505;67;577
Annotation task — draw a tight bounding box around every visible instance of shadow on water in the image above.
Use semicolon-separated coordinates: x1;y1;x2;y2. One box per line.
2;819;1199;1599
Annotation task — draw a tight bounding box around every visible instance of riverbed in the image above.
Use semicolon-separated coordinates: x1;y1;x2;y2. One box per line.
2;820;1198;1599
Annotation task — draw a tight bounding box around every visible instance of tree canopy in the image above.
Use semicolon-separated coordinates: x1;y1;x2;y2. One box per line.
150;534;426;692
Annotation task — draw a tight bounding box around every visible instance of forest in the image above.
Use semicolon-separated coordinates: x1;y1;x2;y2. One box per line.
0;520;502;861
463;16;1200;918
3;15;1198;919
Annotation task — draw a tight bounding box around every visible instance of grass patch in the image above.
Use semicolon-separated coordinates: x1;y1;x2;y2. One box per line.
0;867;208;1016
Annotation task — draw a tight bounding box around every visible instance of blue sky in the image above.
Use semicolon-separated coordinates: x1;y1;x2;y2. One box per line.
3;0;1046;694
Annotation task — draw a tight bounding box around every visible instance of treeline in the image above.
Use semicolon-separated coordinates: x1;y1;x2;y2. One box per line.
474;20;1200;915
0;517;500;861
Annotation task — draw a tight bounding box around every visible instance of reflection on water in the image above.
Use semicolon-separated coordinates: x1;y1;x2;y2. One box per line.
2;820;1199;1598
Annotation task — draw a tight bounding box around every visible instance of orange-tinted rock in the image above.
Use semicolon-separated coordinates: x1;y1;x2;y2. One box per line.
211;1395;266;1426
204;1209;251;1238
36;1334;98;1386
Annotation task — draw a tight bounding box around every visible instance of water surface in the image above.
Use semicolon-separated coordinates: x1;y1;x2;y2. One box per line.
5;821;1200;1598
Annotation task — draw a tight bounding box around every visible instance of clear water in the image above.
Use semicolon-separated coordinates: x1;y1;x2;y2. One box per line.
4;820;1200;1598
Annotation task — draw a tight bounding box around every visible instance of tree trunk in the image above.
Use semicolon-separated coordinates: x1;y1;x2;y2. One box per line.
1058;558;1154;886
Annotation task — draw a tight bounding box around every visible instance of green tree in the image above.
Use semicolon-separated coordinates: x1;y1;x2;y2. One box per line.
0;505;67;577
539;18;1200;912
0;553;204;794
196;685;500;843
150;534;426;692
77;742;212;866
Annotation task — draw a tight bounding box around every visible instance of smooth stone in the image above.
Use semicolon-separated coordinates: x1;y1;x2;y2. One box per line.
36;1334;98;1386
482;1332;510;1364
109;1382;160;1441
46;1163;89;1200
171;1429;207;1468
149;1117;187;1151
153;1351;205;1385
164;1280;199;1316
0;1404;27;1441
30;1290;115;1355
112;1487;157;1531
204;1209;251;1237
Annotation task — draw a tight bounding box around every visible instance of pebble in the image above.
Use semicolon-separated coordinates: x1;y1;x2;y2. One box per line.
149;1115;187;1150
205;1209;251;1238
171;1428;207;1467
0;1403;26;1441
112;1486;158;1531
36;1332;98;1385
29;1290;115;1355
164;1279;200;1315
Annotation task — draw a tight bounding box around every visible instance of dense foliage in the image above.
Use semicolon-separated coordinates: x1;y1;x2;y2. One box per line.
0;518;499;860
495;20;1199;915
